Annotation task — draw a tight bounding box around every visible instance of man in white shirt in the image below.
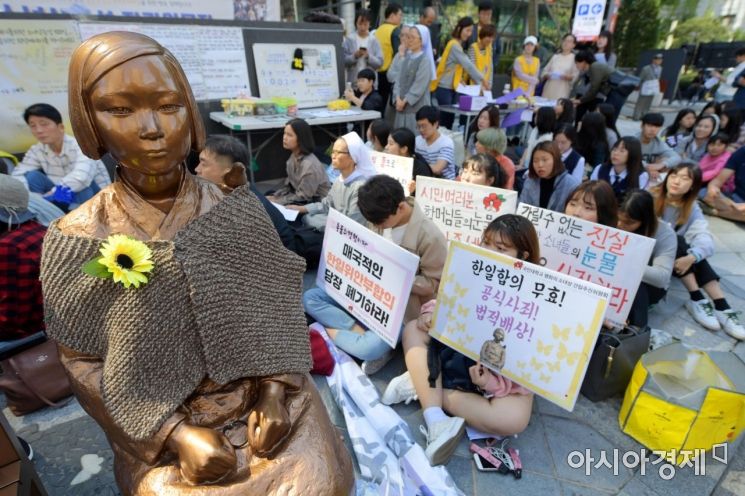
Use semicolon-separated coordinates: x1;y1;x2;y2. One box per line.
12;103;110;208
415;106;456;180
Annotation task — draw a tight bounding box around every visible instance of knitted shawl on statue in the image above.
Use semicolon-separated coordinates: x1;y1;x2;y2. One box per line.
40;185;312;440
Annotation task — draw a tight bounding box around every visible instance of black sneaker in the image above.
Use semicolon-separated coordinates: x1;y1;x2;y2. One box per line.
18;437;33;461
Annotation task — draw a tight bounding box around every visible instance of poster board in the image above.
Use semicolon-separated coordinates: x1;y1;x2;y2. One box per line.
317;209;420;347
0;19;80;155
252;43;339;108
78;22;250;101
572;0;608;42
415;177;518;246
517;204;656;328
430;241;610;411
370;151;413;193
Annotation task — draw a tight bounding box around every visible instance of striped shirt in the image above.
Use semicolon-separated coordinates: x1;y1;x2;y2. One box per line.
12;134;110;192
416;134;456;180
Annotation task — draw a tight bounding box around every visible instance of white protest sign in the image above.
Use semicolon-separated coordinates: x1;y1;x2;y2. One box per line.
416;177;518;245
430;241;610;411
517;203;656;328
317;209;420;347
572;0;608;42
370;151;414;193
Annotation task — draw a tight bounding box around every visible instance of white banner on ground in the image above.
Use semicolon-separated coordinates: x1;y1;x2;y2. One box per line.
430;241;610;411
416;176;518;246
317;209;419;347
517;203;656;328
572;0;608;42
370;151;413;193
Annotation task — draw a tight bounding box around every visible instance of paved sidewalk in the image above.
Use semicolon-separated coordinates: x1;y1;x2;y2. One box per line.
5;113;745;495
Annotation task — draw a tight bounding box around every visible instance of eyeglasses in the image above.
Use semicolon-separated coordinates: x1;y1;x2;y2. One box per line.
331;150;350;155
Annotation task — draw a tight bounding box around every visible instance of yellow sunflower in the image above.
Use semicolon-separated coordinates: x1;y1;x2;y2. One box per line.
98;234;154;288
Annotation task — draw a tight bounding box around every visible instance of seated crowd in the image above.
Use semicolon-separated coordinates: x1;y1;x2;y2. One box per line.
4;14;745;473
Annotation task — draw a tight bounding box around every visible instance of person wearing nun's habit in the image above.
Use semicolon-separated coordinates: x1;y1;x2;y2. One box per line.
387;24;436;133
287;132;375;231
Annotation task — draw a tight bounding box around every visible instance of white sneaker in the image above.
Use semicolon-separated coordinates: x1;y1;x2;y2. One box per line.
381;371;418;405
716;310;745;340
686;300;720;331
361;349;394;375
420;416;466;466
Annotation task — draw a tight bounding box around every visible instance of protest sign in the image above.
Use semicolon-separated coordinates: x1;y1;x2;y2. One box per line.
416;177;518;245
317;209;420;347
430;241;610;411
370;151;414;193
517;203;656;328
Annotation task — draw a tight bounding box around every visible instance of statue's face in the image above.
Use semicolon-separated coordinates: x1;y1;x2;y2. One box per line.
88;55;191;175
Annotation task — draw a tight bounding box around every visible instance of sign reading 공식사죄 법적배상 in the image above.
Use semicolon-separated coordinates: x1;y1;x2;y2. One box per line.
430;241;610;411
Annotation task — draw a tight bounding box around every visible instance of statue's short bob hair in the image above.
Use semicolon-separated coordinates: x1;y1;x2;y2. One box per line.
68;31;205;160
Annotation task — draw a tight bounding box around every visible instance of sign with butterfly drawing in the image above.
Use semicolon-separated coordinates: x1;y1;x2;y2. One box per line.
317;209;420;347
370;151;414;193
517;204;656;328
430;241;611;411
416;177;517;246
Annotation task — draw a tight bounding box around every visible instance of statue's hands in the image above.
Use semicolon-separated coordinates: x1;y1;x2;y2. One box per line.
166;422;236;485
248;381;291;457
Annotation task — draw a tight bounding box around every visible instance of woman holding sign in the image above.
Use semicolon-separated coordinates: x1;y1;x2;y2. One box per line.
618;190;677;328
519;141;580;212
382;215;536;466
652;162;745;339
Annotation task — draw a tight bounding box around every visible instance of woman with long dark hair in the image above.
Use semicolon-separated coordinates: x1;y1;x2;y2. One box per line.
652;162;745;338
593;30;616;67
465;104;500;156
590;136;648;202
618;189;677;327
431;16;489;129
664;108;696;148
576;111;610;171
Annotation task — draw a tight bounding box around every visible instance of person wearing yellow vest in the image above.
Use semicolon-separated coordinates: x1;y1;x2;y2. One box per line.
431;17;489;130
374;3;403;112
467;23;496;90
512;36;541;97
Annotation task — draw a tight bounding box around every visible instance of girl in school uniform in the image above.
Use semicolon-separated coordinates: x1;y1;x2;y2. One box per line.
267;118;330;206
590;136;649;203
431;17;490;129
652;162;745;339
663;108;696;149
287;132;375;230
459;153;508;188
564;180;619;227
619;189;677;328
519;141;580;212
553;124;585;184
382;215;537;466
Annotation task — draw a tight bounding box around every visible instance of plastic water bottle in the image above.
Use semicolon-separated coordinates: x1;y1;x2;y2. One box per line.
503;83;511;96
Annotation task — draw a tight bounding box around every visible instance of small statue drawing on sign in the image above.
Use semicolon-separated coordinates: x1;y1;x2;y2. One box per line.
480;328;506;370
